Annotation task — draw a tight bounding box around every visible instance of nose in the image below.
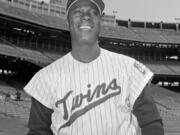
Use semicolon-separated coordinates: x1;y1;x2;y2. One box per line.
81;11;91;20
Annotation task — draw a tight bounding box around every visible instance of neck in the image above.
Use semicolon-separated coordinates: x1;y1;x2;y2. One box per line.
71;42;100;63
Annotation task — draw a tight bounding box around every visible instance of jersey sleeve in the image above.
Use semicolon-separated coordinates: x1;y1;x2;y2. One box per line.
129;60;154;108
27;97;54;135
24;69;55;109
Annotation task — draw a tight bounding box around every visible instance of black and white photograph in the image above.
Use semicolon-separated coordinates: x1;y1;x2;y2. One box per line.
0;0;180;135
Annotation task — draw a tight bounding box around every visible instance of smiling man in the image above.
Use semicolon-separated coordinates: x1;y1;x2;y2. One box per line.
24;0;164;135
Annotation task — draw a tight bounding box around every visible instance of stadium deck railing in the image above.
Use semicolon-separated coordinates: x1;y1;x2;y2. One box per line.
2;0;66;18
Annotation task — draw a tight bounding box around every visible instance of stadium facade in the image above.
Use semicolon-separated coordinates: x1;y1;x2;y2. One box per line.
0;0;180;91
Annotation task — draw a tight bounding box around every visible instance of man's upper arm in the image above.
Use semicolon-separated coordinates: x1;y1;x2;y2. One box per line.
27;97;53;135
133;84;164;135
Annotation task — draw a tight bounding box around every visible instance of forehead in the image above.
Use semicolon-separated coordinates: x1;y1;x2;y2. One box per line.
69;1;100;12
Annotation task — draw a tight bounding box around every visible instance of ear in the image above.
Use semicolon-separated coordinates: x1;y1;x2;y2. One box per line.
100;12;104;21
101;12;105;17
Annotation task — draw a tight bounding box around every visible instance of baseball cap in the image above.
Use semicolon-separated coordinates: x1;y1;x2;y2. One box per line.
66;0;105;15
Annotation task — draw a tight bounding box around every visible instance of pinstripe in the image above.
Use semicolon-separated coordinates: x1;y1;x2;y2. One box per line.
60;59;63;108
96;59;105;135
110;54;118;134
94;61;101;134
122;56;131;79
53;61;59;105
91;62;99;135
77;117;79;135
72;55;78;96
88;108;93;135
96;60;104;135
93;58;103;134
99;55;109;134
73;58;79;135
106;55;115;135
101;51;113;134
102;51;111;133
67;55;72;114
63;56;71;110
104;51;114;135
94;107;100;134
117;56;125;105
78;62;86;135
39;73;46;103
51;61;58;104
67;55;73;120
87;65;93;135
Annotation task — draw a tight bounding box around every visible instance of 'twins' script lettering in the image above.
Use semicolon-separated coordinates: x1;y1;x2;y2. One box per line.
55;78;121;131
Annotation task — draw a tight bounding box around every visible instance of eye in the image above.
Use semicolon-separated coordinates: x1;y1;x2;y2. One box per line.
90;9;100;16
72;8;82;16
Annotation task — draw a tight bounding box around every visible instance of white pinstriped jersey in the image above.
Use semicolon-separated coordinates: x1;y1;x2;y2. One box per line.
24;48;153;135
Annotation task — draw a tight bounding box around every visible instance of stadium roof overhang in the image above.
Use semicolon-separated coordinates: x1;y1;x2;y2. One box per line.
0;1;180;45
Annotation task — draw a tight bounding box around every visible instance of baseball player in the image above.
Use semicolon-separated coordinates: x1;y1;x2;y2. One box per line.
24;0;164;135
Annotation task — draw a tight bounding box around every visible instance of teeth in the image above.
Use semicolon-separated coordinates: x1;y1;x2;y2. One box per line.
80;26;91;29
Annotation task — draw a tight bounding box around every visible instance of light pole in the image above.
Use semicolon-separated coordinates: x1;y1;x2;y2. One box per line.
174;18;180;31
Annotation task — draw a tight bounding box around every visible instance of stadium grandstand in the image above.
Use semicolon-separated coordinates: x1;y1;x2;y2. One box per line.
0;0;180;135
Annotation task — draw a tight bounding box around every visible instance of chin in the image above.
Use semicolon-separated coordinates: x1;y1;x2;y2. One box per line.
81;35;98;42
80;39;96;45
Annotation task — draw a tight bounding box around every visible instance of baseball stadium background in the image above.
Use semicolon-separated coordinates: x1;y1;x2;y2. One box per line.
0;0;180;135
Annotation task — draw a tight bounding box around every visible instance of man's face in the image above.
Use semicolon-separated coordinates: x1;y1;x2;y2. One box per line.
67;1;101;45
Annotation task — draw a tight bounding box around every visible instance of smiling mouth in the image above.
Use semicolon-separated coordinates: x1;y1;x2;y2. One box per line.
79;26;92;30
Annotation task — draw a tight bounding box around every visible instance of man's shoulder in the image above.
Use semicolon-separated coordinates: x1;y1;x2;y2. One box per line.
102;48;135;62
39;52;70;75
